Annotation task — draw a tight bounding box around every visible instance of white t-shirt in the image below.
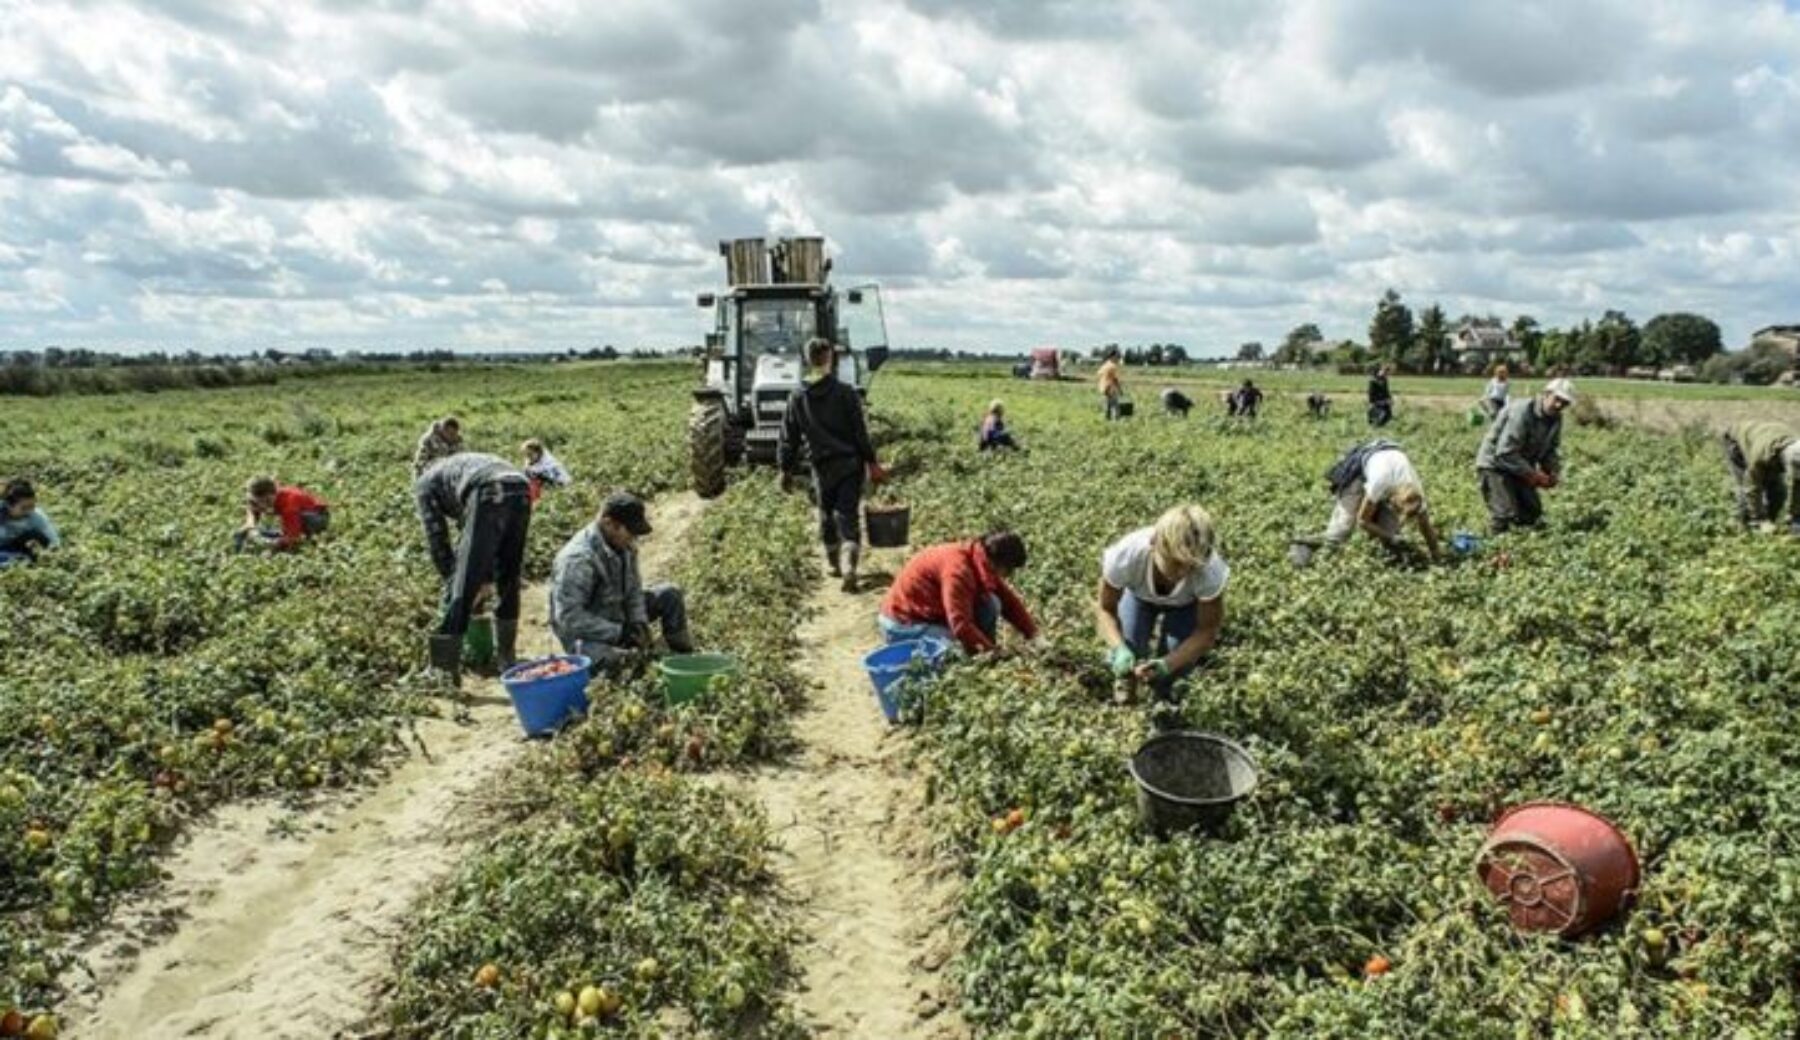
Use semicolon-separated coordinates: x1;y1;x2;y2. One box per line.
1362;449;1426;508
1101;526;1230;607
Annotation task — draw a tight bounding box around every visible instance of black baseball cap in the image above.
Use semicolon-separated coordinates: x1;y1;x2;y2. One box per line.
602;492;653;535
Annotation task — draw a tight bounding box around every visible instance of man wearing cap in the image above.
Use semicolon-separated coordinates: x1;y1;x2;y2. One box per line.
1721;419;1800;534
549;492;693;671
1475;378;1575;533
415;451;532;673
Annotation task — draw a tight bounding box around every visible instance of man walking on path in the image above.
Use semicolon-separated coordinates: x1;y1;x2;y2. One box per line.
878;532;1038;654
237;476;330;551
549;493;693;672
1476;378;1574;534
779;337;888;593
1721;420;1800;534
412;416;464;477
415;452;531;673
1097;348;1124;421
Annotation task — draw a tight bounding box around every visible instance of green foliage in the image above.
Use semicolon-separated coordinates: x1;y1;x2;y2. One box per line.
1642;313;1723;368
1368;289;1415;368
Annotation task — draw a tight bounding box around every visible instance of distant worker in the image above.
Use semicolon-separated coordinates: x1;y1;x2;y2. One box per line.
1097;348;1124;421
878;531;1038;655
1318;441;1440;559
1721;420;1800;534
0;479;60;567
413;416;464;477
1475;378;1575;533
1481;365;1511;418
1161;388;1193;417
549;492;693;671
415;452;531;674
1367;365;1394;427
779;337;888;593
1228;379;1264;418
1095;505;1229;706
521;438;573;503
236;476;330;552
978;400;1020;452
1306;392;1331;418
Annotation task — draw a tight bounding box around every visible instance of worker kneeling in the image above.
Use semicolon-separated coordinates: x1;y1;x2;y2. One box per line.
549;492;693;673
1317;440;1440;560
1096;505;1228;707
878;532;1038;654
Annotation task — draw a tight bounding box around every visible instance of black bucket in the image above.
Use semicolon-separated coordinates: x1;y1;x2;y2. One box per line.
865;504;911;548
1128;731;1259;837
1117;399;1136;418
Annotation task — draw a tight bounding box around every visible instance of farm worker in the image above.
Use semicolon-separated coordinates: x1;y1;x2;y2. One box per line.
1306;392;1331;418
1720;420;1800;533
1367;365;1394;427
1475;378;1574;534
236;476;329;552
1097;348;1124;421
1318;441;1441;559
778;337;888;593
1095;504;1229;703
521;438;573;503
1481;365;1511;418
1229;380;1264;418
412;415;464;477
0;478;60;567
1162;388;1193;417
549;492;693;670
878;531;1038;654
415;452;531;671
978;400;1020;452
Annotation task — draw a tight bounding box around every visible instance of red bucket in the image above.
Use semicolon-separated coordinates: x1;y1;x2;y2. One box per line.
1474;802;1640;938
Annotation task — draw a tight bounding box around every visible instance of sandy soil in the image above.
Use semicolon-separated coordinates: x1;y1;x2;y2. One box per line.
61;492;705;1040
745;548;967;1040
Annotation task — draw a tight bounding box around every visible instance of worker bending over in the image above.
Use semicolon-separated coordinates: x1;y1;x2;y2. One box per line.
1318;441;1440;559
779;337;887;593
413;415;464;477
415;452;531;674
522;438;573;503
1476;379;1574;534
1722;420;1800;534
1096;504;1228;705
879;532;1038;654
550;492;692;671
237;476;330;551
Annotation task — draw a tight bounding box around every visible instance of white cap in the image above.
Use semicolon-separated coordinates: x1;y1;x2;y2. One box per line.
1544;378;1576;404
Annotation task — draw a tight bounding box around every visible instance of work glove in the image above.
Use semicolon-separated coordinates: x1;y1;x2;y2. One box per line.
1107;644;1137;677
1133;658;1171;682
867;462;891;485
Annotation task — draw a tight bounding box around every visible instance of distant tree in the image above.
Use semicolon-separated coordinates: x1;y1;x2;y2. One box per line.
1271;323;1323;366
1236;341;1265;362
1701;340;1795;385
1162;344;1188;366
1413;304;1450;374
1146;343;1165;366
1641;312;1723;367
1511;315;1544;368
1368;289;1415;369
1589;310;1640;371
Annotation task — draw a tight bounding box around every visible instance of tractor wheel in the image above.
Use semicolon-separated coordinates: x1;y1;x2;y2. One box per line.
689;400;729;499
723;416;746;466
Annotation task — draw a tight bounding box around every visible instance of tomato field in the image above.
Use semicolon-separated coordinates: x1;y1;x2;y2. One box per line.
3;362;1799;1038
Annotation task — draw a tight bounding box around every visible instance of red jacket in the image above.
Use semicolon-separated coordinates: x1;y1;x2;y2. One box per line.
268;486;328;546
880;540;1037;653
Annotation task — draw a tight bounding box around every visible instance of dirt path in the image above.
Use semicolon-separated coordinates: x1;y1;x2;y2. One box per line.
747;548;966;1039
63;492;706;1040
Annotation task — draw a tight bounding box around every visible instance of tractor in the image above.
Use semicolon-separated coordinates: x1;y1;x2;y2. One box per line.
687;236;890;498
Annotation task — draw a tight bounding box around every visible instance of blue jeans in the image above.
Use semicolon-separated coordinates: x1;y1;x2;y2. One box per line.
879;594;999;648
1120;591;1198;698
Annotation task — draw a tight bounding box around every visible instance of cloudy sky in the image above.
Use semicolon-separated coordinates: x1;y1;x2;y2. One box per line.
2;0;1798;355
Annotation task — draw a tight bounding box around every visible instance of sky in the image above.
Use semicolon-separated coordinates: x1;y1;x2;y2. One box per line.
1;0;1798;356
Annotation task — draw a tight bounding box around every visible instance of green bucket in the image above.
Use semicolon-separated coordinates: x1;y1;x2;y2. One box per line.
464;616;496;668
660;653;738;706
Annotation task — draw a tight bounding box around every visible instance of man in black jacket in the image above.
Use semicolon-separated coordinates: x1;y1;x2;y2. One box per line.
778;338;888;593
1367;365;1394;426
415;452;532;674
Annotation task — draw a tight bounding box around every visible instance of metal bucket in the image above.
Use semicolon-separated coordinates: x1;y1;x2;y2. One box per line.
1128;731;1259;837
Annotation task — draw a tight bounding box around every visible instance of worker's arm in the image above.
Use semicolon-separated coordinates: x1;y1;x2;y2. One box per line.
1163;595;1224;673
776;397;802;473
994;580;1039;641
414;483;456;579
551;555;624;647
1417;510;1442;560
241;504;259;532
1094;579;1127;649
35;510;60;549
847;387;878;466
623;552;649;626
942;560;995;653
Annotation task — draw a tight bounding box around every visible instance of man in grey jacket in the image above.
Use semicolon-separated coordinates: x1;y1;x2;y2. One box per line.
1475;378;1574;533
415;452;531;673
549;493;693;671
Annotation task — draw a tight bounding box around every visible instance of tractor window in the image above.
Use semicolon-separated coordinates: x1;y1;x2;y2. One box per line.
739;298;817;357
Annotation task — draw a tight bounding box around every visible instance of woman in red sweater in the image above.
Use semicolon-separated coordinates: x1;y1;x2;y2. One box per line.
878;531;1038;654
237;475;330;551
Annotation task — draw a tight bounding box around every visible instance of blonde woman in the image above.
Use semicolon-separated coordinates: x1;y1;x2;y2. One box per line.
1095;505;1229;700
1481;365;1511;418
979;399;1019;451
1321;440;1441;559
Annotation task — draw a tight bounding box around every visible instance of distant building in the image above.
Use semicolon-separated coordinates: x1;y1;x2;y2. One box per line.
1751;325;1800;359
1451;321;1524;373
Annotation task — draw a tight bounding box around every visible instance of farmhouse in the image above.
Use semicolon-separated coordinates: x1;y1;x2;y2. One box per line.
1751;324;1800;359
1451;321;1524;373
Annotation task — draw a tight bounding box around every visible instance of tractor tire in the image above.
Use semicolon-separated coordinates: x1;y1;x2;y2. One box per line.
689;400;729;499
723;417;746;466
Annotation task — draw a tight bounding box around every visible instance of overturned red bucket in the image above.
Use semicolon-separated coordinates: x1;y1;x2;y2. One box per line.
1474;802;1640;938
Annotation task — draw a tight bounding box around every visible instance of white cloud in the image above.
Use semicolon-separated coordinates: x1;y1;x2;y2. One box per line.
0;0;1798;353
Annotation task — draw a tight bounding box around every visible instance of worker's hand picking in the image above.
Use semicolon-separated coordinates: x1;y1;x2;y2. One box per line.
1107;644;1136;677
867;462;890;485
1133;658;1170;683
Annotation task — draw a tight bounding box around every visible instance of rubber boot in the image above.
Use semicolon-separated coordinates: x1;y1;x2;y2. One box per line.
496;618;520;674
825;540;842;578
665;628;695;654
428;634;462;686
840;542;861;594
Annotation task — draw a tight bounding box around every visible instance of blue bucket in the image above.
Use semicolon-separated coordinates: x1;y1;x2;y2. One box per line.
1450;532;1482;556
500;655;593;738
862;638;950;723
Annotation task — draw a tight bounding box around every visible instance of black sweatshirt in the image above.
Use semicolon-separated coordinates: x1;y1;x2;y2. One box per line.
778;375;877;483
